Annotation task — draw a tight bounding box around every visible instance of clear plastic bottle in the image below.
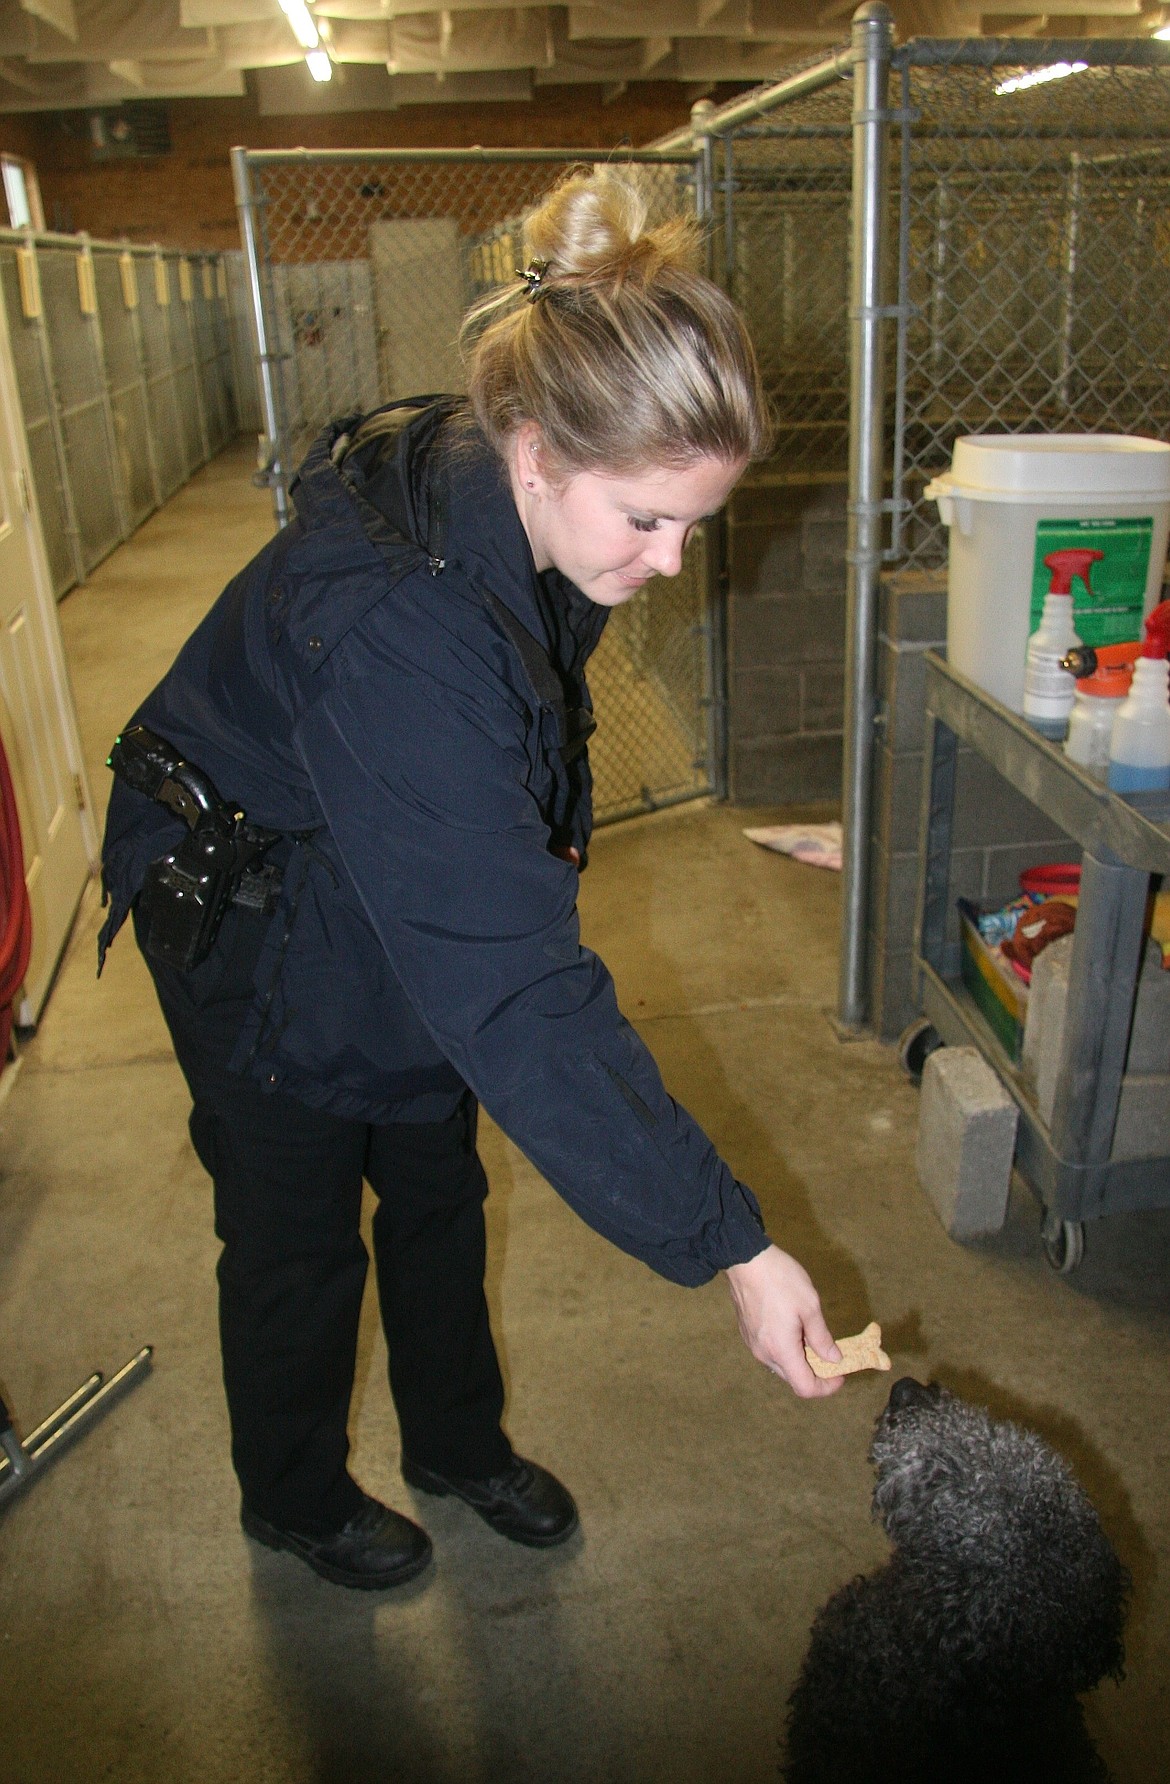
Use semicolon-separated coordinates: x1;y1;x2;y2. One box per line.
1064;663;1131;781
1107;600;1170;794
1023;547;1101;741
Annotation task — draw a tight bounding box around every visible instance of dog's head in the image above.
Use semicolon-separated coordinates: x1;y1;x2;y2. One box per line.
867;1378;1129;1702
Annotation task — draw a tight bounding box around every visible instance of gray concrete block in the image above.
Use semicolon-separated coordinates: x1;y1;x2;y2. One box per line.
983;843;1082;909
1022;934;1073;1126
727;521;802;600
732;592;847;671
871;945;921;1041
1025;935;1170;1129
729;666;802;743
878;639;931;752
800;663;845;732
801;518;848;591
952;753;1068;852
879;587;947;646
917;1046;1018;1239
730;733;843;803
872;744;925;858
1114;1075;1170;1161
1128;938;1170;1075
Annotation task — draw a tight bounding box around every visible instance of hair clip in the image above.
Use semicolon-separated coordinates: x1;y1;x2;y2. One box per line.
517;257;550;303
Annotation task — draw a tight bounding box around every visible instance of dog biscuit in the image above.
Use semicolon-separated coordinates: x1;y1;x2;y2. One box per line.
806;1321;891;1379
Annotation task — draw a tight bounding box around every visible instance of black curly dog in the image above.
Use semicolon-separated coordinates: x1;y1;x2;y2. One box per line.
783;1379;1130;1784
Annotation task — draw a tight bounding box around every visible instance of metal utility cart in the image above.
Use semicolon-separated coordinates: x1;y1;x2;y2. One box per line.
913;651;1170;1272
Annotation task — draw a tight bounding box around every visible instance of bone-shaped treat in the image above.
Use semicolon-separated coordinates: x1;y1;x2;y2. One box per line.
805;1321;891;1380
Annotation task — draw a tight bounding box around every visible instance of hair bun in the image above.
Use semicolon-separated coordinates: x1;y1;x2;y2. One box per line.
524;168;695;291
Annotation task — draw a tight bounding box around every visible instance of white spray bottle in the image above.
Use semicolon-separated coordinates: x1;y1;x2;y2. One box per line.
1023;547;1102;740
1107;599;1170;794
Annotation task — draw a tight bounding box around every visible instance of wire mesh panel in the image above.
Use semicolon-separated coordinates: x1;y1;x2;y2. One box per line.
240;147;716;818
137;255;189;502
91;248;157;529
715;71;854;477
165;254;209;476
224;250;263;436
590;529;713;823
0;230;242;600
36;243;123;573
246;151;697;474
0;245;76;596
191;260;235;456
894;50;1170;568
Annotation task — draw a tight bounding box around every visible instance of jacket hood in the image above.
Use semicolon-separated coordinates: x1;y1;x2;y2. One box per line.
293;398;609;675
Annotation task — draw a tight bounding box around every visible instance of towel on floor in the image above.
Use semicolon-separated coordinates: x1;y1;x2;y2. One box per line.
743;822;843;872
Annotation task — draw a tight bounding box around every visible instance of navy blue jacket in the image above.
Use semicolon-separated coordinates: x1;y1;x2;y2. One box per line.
100;400;769;1287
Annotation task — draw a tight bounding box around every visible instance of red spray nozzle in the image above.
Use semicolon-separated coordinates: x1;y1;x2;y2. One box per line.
1140;597;1170;659
1043;547;1106;596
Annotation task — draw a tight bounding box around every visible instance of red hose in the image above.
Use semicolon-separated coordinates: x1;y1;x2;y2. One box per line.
0;731;33;1064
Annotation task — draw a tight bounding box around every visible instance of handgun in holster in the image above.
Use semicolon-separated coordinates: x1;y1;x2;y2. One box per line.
108;723;282;971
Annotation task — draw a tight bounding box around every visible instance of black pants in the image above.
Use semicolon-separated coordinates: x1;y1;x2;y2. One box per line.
136;903;510;1537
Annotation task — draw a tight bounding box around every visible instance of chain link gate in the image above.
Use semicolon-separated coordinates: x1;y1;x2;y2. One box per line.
231;145;723;824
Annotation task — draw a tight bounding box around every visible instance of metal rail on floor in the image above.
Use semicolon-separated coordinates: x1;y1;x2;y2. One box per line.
0;1347;153;1509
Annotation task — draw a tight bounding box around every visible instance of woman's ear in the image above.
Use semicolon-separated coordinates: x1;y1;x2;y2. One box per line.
513;421;547;494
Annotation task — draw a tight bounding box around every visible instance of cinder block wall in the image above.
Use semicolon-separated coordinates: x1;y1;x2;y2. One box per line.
725;474;848;803
868;569;1080;1041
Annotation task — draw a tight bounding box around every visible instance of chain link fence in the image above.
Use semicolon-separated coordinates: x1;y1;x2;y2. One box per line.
0;232;242;598
712;57;854;479
716;39;1170;563
235;147;716;821
896;46;1170;569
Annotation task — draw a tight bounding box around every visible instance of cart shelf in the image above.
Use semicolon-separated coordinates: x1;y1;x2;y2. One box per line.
915;651;1170;1230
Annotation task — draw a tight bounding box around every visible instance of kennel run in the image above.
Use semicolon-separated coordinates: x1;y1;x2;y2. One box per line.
230;7;1170;1039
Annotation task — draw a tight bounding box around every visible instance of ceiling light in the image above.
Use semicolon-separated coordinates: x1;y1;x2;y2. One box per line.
1154;24;1170;39
994;61;1088;96
305;47;332;80
279;0;319;51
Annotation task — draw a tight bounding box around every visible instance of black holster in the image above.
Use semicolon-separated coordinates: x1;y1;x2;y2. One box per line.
108;724;282;971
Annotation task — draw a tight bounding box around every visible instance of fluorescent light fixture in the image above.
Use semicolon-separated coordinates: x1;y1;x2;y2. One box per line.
1154;24;1170;38
995;61;1088;97
278;0;319;50
306;47;332;80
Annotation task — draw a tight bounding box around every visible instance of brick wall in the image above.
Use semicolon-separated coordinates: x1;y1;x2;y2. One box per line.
4;83;739;250
725;473;848;803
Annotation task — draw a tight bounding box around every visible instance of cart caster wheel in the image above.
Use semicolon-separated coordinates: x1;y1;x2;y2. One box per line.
1041;1213;1085;1275
898;1018;943;1083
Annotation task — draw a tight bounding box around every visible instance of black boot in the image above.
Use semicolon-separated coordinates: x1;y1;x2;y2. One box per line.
241;1491;432;1588
402;1453;578;1547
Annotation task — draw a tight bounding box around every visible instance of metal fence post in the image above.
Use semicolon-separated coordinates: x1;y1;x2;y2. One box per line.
1058;150;1083;409
231;147;289;528
838;0;894;1031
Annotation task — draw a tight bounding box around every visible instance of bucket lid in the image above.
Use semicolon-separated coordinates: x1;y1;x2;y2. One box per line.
929;432;1170;503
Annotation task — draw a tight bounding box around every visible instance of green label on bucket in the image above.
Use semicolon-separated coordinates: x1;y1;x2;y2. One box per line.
1029;517;1152;646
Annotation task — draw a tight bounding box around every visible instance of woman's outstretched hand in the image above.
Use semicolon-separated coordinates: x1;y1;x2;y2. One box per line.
725;1245;844;1399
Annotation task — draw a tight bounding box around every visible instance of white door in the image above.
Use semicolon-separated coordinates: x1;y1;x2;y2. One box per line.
0;286;94;1027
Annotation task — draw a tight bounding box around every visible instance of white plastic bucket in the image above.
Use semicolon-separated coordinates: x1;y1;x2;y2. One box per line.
925;434;1170;712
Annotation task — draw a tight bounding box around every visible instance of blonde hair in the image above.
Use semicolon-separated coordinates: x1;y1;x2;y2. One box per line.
463;168;772;477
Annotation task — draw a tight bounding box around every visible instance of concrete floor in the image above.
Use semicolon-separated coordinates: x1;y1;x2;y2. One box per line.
1;440;1168;1782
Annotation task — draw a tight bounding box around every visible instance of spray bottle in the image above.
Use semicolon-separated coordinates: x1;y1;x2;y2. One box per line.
1023;547;1103;740
1106;599;1170;794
